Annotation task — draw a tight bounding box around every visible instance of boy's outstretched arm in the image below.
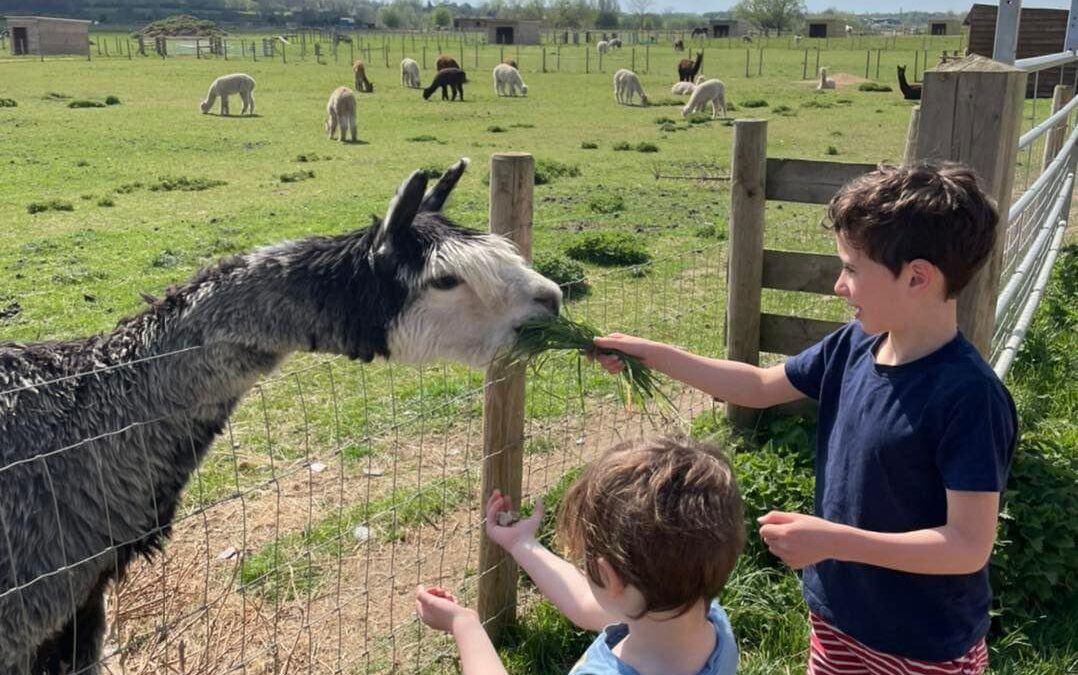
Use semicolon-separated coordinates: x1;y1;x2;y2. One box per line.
415;586;509;675
485;490;618;632
593;333;804;408
759;490;1000;574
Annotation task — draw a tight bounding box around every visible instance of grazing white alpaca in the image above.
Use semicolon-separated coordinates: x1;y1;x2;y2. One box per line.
492;63;528;96
597;40;610;55
794;34;803;45
325;86;357;143
671;81;696;95
817;67;836;90
199;73;255;116
400;57;421;88
613;68;648;105
845;24;854;35
682;78;727;119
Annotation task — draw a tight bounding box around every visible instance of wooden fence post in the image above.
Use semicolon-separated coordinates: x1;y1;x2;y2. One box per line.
478;152;533;643
1042;84;1074;172
903;105;921;165
726;120;768;430
914;54;1026;356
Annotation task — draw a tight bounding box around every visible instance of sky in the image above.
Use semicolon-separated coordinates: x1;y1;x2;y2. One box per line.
659;0;1074;14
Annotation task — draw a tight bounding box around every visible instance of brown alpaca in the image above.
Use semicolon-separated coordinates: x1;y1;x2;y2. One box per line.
503;58;518;69
352;60;374;93
325;86;357;143
436;55;460;71
677;51;703;82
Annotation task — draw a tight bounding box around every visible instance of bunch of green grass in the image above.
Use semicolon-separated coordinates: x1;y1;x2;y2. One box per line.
507;314;669;410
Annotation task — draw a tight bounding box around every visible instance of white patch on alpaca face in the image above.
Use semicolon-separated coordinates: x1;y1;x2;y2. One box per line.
387;235;562;367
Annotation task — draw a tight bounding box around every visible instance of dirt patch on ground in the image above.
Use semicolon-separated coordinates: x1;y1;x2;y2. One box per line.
101;383;717;674
798;72;870;87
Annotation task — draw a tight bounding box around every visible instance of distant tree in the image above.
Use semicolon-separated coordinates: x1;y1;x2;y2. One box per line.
432;5;452;26
595;0;619;28
380;5;403;27
733;0;805;36
549;0;593;28
627;0;653;28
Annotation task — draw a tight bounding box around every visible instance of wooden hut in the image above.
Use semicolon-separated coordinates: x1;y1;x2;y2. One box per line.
452;18;541;45
804;17;849;38
5;15;90;56
964;3;1076;97
708;19;748;38
927;18;964;36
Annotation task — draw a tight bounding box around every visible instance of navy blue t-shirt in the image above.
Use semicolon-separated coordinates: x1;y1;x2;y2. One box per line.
784;322;1016;662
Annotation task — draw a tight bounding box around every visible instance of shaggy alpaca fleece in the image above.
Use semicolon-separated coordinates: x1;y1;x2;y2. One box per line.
199;73;255;115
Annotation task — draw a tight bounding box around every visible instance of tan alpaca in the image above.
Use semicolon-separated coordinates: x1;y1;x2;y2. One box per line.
817;67;836;90
352;60;374;93
325;86;357;143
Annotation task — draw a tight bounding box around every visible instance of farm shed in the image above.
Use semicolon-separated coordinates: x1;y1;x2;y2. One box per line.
804;17;848;39
5;16;90;56
927;18;963;35
452;18;541;45
964;3;1076;97
709;19;749;38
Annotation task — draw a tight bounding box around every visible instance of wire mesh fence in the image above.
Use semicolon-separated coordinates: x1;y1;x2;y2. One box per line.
0;215;732;673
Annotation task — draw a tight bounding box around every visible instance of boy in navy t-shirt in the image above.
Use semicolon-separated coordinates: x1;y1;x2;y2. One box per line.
595;163;1017;673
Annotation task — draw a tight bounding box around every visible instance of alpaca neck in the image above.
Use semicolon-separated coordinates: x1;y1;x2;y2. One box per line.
103;233;387;416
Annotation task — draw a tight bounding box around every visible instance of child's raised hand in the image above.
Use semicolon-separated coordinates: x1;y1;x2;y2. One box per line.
415;585;478;634
485;489;543;555
592;333;659;374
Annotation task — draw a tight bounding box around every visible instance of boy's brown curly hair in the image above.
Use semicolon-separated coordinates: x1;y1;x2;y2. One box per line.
827;162;999;298
556;435;745;619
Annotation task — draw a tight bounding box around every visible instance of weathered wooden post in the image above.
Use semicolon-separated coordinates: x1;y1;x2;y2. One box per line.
903;105;921;165
478;152;533;642
1042;84;1074;171
914;55;1027;356
726;120;768;429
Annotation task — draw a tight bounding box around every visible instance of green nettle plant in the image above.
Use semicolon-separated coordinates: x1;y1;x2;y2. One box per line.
531;253;590;300
564;231;650;266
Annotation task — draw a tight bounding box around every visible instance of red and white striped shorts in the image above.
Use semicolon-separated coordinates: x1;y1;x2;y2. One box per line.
808;613;989;675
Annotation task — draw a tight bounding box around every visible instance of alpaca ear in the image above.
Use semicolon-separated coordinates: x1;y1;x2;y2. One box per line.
419;157;470;212
374;170;429;253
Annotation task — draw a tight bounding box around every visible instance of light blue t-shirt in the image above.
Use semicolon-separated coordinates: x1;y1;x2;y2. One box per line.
568;600;738;675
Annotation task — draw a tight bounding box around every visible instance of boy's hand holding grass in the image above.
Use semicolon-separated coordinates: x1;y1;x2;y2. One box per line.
485;489;543;556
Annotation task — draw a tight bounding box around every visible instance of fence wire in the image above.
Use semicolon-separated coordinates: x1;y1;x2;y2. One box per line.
0;230;731;674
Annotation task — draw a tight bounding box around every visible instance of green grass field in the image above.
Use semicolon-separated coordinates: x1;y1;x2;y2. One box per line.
2;36;1076;673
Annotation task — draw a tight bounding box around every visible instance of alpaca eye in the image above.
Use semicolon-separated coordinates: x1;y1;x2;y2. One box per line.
430;275;461;291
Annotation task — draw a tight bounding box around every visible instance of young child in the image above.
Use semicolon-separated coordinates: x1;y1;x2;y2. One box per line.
592;162;1017;674
415;435;746;675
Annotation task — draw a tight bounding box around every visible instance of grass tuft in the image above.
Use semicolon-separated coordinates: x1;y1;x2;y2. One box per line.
858;82;893;92
279;170;315;183
27;199;74;214
150;176;227;192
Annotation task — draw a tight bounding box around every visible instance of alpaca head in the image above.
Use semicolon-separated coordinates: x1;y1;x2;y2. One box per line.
375;160;562;366
199;99;212;113
274;159;560;367
521;84;528;96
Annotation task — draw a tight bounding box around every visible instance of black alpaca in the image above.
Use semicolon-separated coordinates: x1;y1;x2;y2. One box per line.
678;51;703;83
897;65;922;101
423;67;466;101
0;160;561;674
